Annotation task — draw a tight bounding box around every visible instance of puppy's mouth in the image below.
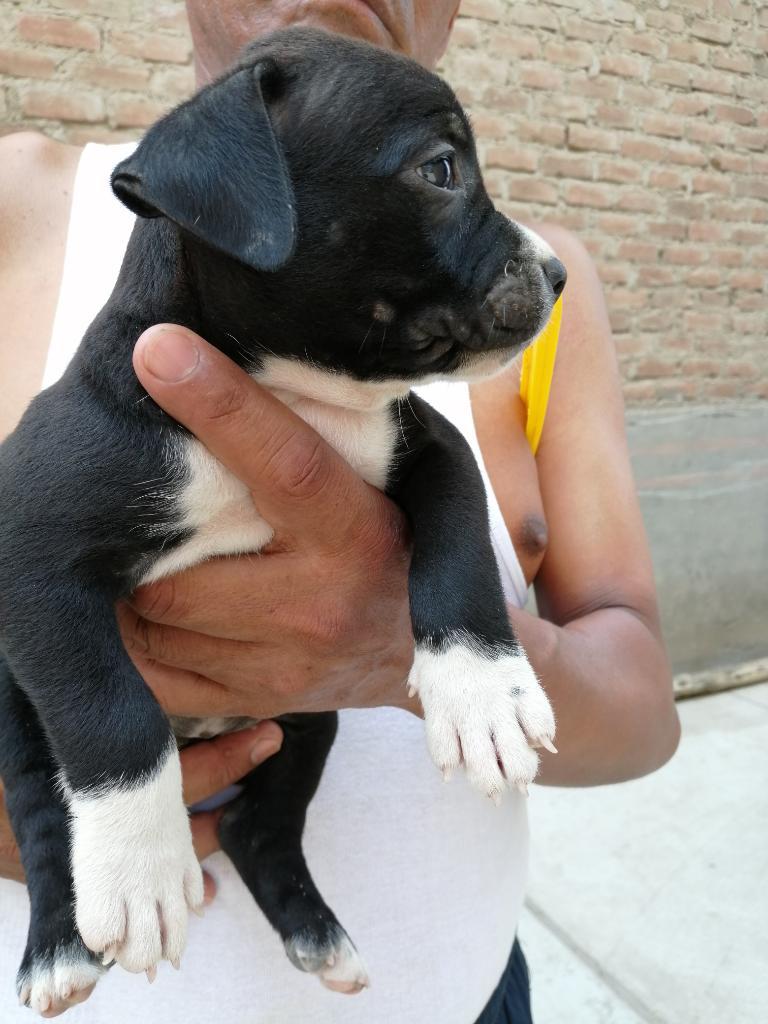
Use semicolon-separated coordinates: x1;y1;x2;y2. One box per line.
396;299;550;377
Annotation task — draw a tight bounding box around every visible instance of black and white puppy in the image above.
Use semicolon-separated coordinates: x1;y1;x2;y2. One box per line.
0;27;564;1016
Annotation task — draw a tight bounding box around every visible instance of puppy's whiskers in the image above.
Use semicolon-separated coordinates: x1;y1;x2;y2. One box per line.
358;321;374;355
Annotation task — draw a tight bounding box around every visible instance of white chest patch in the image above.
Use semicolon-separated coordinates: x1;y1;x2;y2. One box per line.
141;359;399;585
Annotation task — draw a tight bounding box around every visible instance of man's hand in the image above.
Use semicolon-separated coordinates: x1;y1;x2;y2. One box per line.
121;325;418;720
0;721;283;888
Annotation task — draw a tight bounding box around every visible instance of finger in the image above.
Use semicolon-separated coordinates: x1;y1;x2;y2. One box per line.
191;812;223;862
125;556;307;638
180;721;283;806
202;871;217;905
133;326;369;546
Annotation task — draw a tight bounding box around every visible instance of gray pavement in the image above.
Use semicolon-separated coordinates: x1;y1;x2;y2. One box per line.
521;682;768;1023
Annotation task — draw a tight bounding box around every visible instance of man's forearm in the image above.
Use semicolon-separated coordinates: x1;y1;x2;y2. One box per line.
509;604;679;787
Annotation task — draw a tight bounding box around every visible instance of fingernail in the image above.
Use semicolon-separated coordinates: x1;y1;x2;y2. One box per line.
249;723;283;764
140;329;200;382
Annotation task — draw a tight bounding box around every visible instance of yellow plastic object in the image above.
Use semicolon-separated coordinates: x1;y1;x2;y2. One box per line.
519;297;562;456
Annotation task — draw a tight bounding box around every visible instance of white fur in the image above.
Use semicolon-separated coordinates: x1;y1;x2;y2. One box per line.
519;223;557;264
285;928;370;995
67;745;204;975
17;942;104;1017
407;638;556;801
141;360;399;587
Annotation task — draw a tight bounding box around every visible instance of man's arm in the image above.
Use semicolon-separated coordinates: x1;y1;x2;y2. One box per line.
0;132;80;442
509;226;679;785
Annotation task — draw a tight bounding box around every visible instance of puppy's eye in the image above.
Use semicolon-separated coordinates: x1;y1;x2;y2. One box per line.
417;155;456;190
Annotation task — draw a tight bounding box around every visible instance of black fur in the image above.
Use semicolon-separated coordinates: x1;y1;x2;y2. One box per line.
0;26;564;1007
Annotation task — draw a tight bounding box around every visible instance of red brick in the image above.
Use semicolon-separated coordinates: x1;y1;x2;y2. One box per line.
650;220;688;240
458;0;505;21
667;39;709;65
686;121;731;146
598;159;642;184
562;18;612;43
549;95;589;121
711;51;754;75
632;358;679;379
618;241;659;262
111;97;172;128
542;41;593;69
599;53;646;79
519;64;564;91
713;103;755;126
76;62;151;91
637;266;678;286
516;120;566;146
691;19;733;45
18;14;100;51
686;267;725;288
664;245;709;266
616;31;666;58
569;124;619;153
667;144;708;167
648;168;688;190
729;271;765;291
642;112;684;138
488;30;540;59
486;146;539;173
732;127;768;151
449;21;482;48
570;76;621;102
150;66;195;100
620;137;669;163
690;68;734;96
596;104;635;130
618;191;661;213
691;173;731;196
650;62;691;89
21;88;104;123
596;213;642;236
505;177;558;205
507;5;558;31
110;31;191;65
689;223;726;243
646;10;686;33
540;153;593;179
0;48;60;79
564;182;615;209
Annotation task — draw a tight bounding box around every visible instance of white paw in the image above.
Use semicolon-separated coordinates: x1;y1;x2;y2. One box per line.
285;925;369;995
408;639;556;801
17;940;104;1018
67;745;204;976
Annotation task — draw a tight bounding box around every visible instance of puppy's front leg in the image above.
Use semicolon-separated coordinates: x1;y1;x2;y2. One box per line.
388;395;556;801
2;585;203;976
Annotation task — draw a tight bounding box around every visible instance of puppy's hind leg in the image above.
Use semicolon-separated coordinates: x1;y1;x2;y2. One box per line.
0;657;105;1017
218;712;369;995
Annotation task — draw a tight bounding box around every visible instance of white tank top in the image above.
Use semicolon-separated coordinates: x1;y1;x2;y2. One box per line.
1;143;529;1024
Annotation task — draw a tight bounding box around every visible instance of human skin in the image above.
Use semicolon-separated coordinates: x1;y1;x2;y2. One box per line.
0;0;680;880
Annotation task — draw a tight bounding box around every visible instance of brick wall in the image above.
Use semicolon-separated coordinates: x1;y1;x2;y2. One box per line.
1;0;766;404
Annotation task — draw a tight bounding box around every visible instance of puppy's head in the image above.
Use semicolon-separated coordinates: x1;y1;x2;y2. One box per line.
113;27;565;387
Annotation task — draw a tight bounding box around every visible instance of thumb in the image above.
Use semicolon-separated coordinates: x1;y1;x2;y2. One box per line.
180;721;283;807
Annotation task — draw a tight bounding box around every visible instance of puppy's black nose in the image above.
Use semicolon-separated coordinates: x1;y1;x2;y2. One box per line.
542;257;567;298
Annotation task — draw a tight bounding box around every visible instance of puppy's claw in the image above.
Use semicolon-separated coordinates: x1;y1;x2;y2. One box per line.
170;957;181;971
101;945;117;967
146;966;157;984
442;767;453;783
407;685;417;699
516;782;529;797
490;791;502;807
539;737;558;754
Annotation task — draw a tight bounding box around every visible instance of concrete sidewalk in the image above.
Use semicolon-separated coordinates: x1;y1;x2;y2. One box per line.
520;682;768;1023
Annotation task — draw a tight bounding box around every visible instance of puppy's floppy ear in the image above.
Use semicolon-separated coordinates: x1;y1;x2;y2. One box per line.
111;62;295;271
